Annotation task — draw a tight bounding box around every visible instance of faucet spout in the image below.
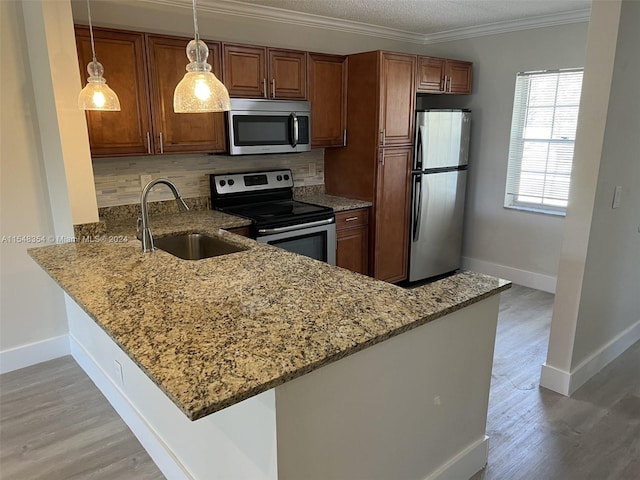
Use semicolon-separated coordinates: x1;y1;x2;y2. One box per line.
139;178;189;253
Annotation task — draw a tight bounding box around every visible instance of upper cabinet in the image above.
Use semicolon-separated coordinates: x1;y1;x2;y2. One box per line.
223;44;307;100
145;35;226;154
75;26;226;157
308;53;347;148
75;27;152;157
379;52;416;146
416;56;473;95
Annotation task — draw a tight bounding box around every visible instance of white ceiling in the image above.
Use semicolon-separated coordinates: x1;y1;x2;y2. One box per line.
199;0;592;42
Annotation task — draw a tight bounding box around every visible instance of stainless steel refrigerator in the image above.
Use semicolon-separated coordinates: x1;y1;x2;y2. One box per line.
409;109;471;282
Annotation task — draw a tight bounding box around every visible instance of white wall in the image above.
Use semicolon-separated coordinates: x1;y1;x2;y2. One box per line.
573;0;640;366
22;0;98;226
420;22;589;291
0;0;69;365
543;0;640;395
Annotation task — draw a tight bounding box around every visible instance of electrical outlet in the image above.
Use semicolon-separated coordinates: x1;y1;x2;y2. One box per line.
113;360;124;386
308;162;316;177
612;185;622;209
140;174;152;189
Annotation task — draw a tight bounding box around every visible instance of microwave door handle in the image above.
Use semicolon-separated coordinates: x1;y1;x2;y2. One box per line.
290;113;299;147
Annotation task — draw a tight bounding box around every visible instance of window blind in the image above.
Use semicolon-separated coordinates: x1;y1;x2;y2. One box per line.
505;68;583;213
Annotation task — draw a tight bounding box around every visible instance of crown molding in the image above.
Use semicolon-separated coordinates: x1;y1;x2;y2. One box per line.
135;0;591;46
424;8;592;44
136;0;426;44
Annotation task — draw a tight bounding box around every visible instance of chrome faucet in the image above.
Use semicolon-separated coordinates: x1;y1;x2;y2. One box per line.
138;178;189;252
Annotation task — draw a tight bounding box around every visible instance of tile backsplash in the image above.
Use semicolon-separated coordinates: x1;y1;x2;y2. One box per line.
93;149;325;207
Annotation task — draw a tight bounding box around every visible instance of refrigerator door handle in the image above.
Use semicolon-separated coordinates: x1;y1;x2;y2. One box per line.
414;125;423;171
412;175;422;242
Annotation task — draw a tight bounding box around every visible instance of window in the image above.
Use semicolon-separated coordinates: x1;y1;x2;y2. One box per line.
504;68;583;215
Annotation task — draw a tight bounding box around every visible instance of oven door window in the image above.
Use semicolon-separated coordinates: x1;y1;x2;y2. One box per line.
268;231;327;262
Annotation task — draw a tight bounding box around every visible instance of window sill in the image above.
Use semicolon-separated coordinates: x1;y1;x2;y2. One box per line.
504;204;566;217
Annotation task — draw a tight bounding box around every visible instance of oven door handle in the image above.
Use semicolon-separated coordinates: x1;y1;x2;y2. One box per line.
258;217;334;235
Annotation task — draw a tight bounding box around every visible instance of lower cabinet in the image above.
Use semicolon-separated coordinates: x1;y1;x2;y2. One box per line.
336;208;369;276
373;147;412;283
225;226;251;237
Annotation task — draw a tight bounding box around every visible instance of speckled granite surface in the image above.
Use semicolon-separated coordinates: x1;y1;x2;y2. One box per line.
293;192;372;212
29;233;508;421
103;210;252;237
92;190;369;238
73;220;107;239
99;196;211;223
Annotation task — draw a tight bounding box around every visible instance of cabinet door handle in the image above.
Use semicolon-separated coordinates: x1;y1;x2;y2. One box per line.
447;76;452;93
343;129;347;146
263;78;267;98
146;132;151;154
159;132;164;154
271;79;276;98
345;216;359;222
380;129;386;145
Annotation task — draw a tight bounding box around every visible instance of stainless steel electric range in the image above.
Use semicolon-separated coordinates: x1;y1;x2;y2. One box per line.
210;170;336;265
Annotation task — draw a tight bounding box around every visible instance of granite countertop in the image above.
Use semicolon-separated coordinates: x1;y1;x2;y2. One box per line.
29;231;509;421
103;210;253;237
294;192;372;212
87;194;368;238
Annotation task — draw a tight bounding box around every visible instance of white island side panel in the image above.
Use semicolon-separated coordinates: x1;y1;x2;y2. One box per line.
66;294;278;480
275;295;500;480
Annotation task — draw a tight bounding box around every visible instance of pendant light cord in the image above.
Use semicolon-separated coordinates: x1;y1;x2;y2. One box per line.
86;0;97;64
192;0;202;64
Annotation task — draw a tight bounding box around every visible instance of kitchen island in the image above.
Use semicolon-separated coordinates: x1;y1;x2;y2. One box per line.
29;221;509;480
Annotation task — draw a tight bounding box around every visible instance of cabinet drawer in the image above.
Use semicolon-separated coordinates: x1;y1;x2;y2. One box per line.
335;208;369;229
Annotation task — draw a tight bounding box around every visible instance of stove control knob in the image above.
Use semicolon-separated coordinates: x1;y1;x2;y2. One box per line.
219;180;226;187
276;175;282;181
284;174;290;181
228;179;235;186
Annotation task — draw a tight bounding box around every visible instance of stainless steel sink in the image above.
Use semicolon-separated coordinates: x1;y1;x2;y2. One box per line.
154;233;248;260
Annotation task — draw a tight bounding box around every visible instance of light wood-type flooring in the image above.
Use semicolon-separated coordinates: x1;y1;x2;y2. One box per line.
1;284;639;479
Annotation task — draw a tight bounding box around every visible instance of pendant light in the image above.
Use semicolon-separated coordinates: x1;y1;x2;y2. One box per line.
173;0;231;113
77;0;120;111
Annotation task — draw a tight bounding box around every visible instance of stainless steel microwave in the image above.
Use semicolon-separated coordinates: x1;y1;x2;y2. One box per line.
226;98;311;155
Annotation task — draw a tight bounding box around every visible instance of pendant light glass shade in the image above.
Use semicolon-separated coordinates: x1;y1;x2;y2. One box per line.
173;0;231;113
78;0;120;111
78;60;121;111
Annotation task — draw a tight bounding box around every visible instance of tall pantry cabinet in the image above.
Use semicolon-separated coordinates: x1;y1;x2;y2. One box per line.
324;51;415;283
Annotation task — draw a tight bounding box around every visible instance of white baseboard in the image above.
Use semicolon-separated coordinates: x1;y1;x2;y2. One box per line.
69;334;191;480
541;318;640;396
462;257;557;293
0;334;69;374
539;362;572;396
424;435;489;480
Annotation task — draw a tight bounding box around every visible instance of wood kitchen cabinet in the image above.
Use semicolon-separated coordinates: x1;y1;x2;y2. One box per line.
75;26;152;157
223;43;307;99
335;208;369;275
379;52;416;146
308;53;347;147
325;51;415;282
417;56;473;94
225;226;251;237
146;35;225;154
75;26;226;157
374;148;412;283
